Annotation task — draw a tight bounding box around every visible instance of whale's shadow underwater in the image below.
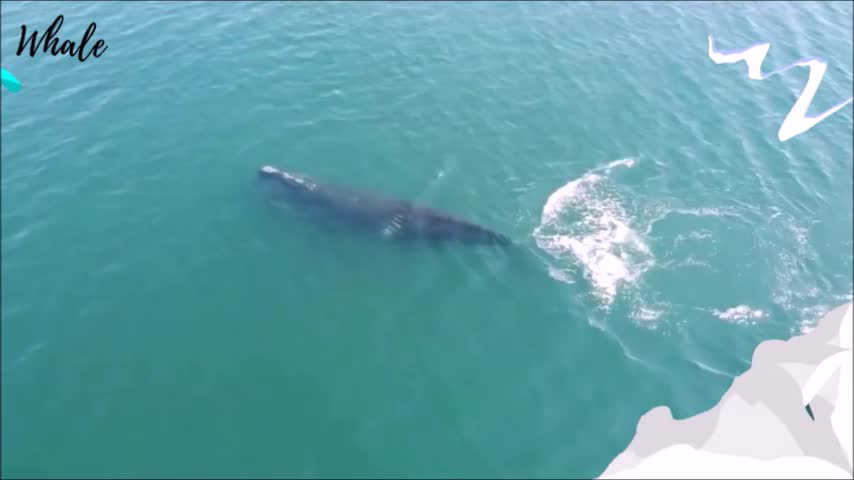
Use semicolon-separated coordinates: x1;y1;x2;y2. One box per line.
255;165;514;248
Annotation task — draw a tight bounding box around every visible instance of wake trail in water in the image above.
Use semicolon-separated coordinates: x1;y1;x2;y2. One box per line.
707;36;853;142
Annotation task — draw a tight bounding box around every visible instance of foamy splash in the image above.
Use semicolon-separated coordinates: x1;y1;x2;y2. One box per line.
533;158;653;306
712;305;768;324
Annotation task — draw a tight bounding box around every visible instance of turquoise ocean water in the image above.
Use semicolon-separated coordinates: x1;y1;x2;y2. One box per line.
2;1;852;478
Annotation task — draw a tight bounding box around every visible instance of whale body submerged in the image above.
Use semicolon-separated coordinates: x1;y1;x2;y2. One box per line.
257;165;512;246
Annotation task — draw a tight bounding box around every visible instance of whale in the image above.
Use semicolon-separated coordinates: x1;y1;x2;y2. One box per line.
256;165;513;247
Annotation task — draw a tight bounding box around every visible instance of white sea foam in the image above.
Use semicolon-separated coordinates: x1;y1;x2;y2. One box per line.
666;207;740;218
632;306;664;323
673;231;713;244
712;305;768;324
533;157;653;306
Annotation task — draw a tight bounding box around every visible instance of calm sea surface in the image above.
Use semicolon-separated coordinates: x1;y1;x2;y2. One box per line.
2;1;852;478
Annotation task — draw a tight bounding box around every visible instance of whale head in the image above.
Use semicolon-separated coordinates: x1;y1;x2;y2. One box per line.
259;165;311;185
258;165;279;177
257;165;319;203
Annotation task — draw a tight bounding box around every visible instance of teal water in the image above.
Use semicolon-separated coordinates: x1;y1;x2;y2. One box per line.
2;1;852;478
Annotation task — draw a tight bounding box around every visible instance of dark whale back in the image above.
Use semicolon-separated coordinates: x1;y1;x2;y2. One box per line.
257;165;512;246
